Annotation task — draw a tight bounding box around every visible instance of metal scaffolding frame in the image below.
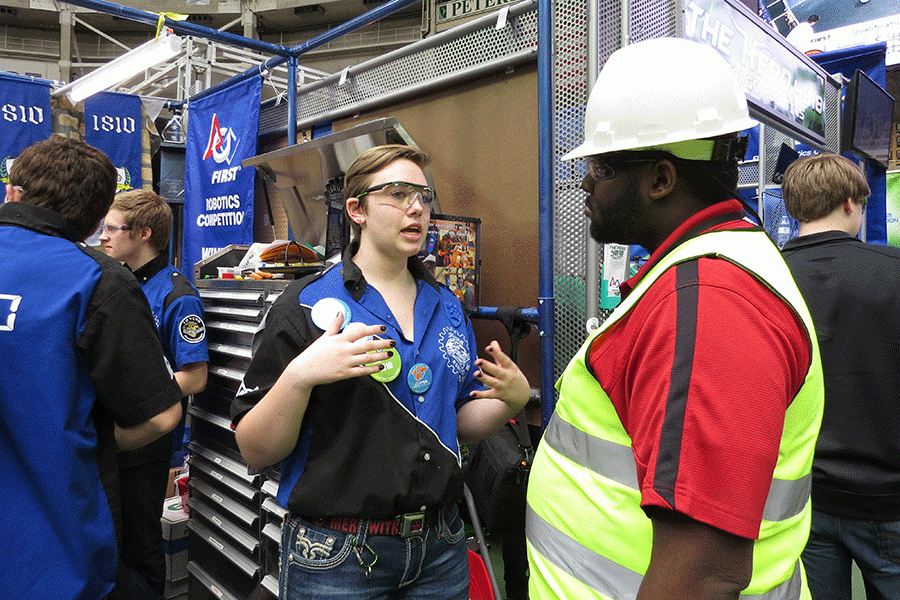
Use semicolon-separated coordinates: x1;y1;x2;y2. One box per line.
37;0;844;434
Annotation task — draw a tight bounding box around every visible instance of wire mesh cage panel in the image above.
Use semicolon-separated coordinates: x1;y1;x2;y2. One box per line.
259;9;539;136
551;0;676;380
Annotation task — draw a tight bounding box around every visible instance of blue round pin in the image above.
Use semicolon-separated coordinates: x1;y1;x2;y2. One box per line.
311;297;351;331
407;363;433;394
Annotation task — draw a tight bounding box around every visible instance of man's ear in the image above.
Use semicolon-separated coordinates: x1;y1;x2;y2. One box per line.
648;159;678;201
139;226;153;243
346;197;366;226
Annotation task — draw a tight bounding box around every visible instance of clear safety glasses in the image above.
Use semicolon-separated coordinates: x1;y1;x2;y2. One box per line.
359;181;436;209
101;223;133;235
585;154;666;182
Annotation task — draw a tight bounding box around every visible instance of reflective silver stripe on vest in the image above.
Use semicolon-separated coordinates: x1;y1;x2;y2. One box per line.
544;414;639;489
528;499;803;600
545;415;809;522
763;474;811;522
526;503;644;599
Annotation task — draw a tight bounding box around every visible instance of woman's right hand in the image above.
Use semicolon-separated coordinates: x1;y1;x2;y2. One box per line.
284;313;396;389
235;313;395;469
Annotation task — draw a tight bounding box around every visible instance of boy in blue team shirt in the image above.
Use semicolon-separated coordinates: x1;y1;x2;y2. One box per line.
99;189;209;599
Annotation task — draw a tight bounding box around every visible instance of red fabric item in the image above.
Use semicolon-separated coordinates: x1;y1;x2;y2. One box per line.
468;549;495;600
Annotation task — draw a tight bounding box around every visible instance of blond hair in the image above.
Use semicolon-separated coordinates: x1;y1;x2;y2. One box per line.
111;189;173;253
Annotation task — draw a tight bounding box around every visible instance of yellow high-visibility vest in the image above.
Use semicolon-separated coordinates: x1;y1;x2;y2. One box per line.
527;228;823;600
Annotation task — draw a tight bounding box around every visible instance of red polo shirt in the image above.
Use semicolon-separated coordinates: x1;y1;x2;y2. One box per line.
589;200;812;539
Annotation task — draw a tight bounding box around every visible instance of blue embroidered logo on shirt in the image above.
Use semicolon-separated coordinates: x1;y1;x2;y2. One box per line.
444;300;462;327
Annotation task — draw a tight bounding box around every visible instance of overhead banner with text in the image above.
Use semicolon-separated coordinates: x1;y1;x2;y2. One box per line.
183;77;261;279
85;91;143;193
0;74;52;201
678;0;837;149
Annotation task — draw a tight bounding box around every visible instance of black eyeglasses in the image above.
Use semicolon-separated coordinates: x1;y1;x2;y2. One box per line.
101;223;133;235
359;181;436;208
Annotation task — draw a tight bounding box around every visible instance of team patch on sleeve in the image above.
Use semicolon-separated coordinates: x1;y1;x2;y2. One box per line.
179;315;206;343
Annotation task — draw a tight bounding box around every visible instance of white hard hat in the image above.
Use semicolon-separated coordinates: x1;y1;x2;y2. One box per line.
562;38;757;161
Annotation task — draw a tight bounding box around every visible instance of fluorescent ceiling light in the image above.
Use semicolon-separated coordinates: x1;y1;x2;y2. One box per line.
53;32;183;103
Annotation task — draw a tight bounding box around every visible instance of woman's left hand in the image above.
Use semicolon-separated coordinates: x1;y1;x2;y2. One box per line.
469;340;530;411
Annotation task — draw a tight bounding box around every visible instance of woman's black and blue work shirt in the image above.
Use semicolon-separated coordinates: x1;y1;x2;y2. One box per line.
231;250;483;519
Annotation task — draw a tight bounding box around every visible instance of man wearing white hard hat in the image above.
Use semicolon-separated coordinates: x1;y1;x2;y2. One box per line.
526;38;824;599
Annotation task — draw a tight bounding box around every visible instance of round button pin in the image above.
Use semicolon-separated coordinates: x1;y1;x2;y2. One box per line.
367;349;401;383
311;297;351;331
407;363;433;394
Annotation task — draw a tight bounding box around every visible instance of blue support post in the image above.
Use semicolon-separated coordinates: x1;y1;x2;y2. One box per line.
537;0;555;428
287;55;298;146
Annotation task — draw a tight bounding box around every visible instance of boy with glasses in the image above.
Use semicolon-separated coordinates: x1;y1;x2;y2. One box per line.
99;189;209;599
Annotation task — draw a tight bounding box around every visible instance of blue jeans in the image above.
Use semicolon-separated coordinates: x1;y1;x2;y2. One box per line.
280;503;469;600
802;509;900;600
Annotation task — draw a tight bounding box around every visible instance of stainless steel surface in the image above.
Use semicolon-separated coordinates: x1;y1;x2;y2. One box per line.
244;117;428;249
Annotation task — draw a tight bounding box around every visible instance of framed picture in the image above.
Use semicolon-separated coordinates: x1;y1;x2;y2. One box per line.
419;213;480;310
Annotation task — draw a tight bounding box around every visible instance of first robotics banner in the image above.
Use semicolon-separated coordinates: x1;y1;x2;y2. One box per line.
0;74;52;201
85;91;142;193
183;76;261;280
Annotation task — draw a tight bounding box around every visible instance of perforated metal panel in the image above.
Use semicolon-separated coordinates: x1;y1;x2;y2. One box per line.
551;0;592;379
551;0;676;379
259;8;539;136
300;21;536;120
824;83;842;153
628;0;678;45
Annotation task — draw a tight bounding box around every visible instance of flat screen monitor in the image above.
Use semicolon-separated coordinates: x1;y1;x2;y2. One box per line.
841;69;895;169
772;142;800;184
